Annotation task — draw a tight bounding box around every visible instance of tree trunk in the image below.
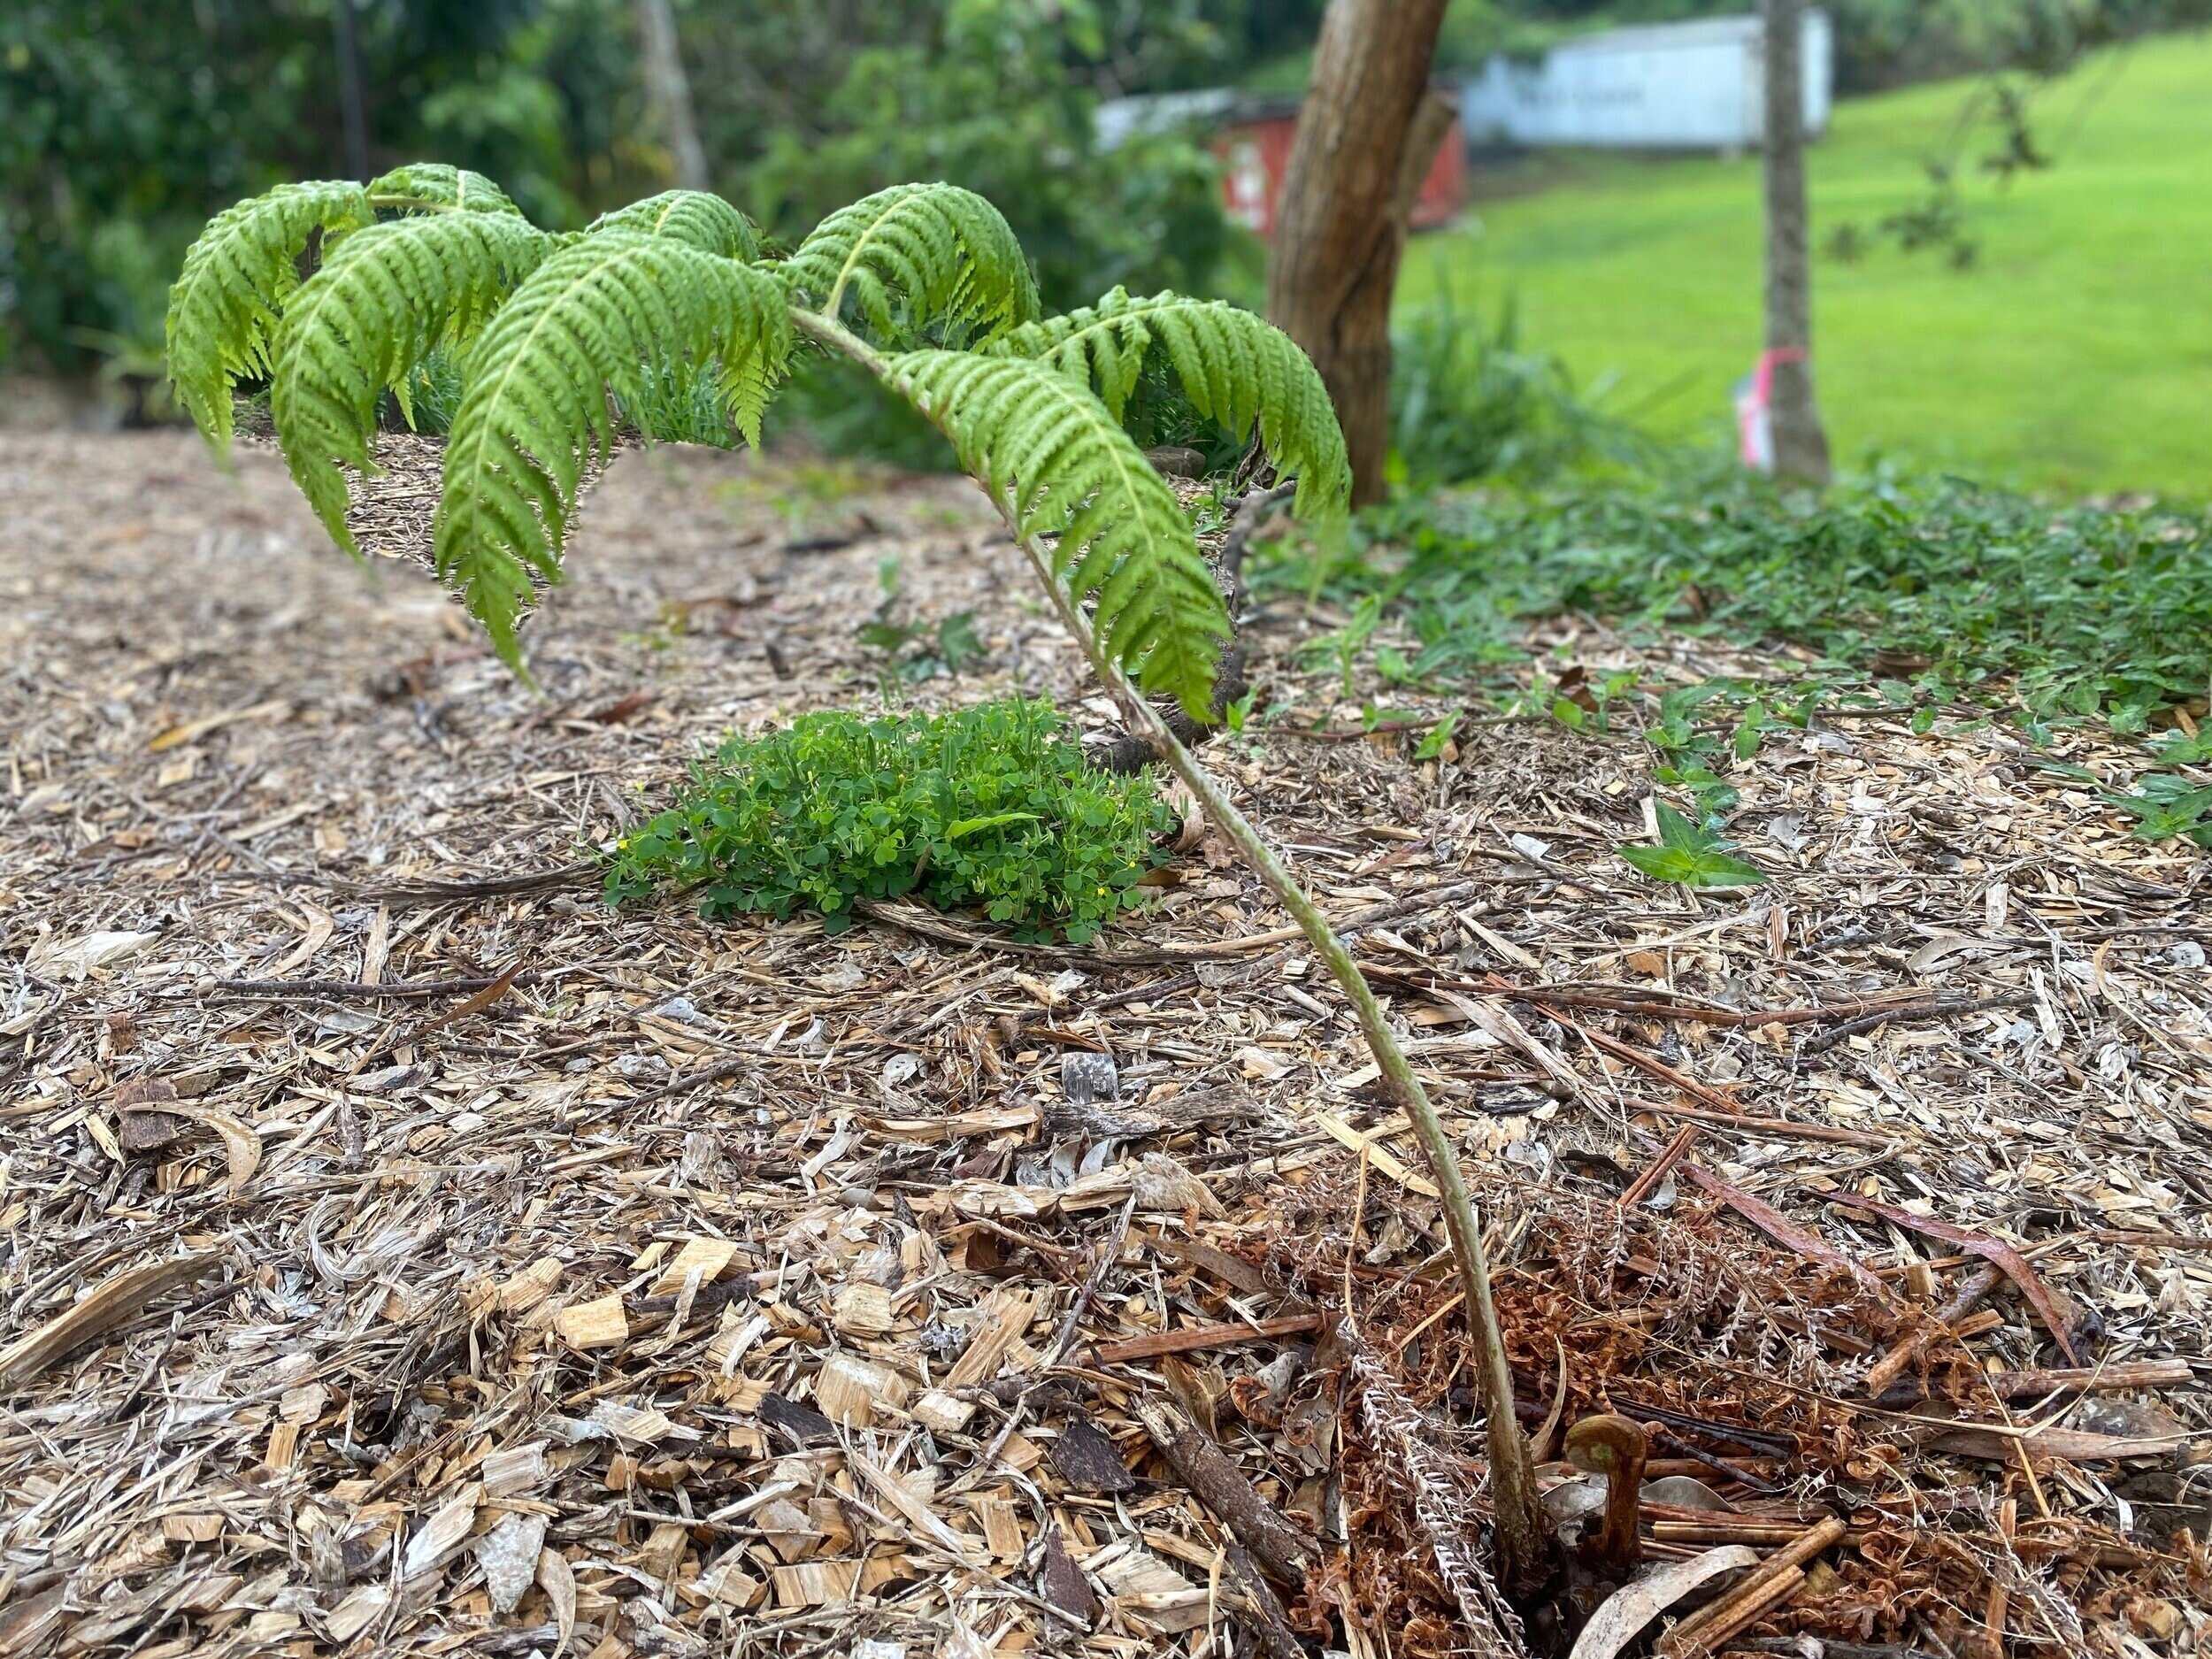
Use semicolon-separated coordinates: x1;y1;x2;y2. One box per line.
635;0;710;193
331;0;370;181
1761;0;1832;485
1265;0;1452;507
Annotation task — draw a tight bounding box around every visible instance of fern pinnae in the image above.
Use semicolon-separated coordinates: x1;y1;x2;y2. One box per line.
271;212;552;554
991;288;1351;520
780;183;1040;343
433;234;792;664
891;349;1226;716
586;191;759;259
365;163;522;216
165;180;375;447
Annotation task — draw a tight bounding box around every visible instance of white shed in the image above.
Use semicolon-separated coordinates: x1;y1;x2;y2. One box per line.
1460;11;1832;151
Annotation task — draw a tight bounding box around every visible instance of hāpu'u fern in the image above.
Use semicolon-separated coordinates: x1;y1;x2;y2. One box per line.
433;234;793;661
775;183;1039;343
990;288;1351;521
889;350;1228;716
165;164;519;447
167;165;1348;720
166;181;375;446
362;164;520;215
587;190;760;260
272;211;553;551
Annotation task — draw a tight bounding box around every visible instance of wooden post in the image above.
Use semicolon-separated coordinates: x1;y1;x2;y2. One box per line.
1264;0;1453;507
1761;0;1832;485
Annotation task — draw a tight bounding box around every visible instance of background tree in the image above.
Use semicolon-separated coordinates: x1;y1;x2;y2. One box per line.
1762;0;1832;485
634;0;709;191
1264;0;1454;505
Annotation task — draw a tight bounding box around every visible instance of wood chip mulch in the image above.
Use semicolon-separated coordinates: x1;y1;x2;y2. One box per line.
2;430;2208;1659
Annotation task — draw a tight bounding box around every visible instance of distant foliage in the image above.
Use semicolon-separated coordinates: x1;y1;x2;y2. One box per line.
606;701;1179;941
741;3;1238;315
1;1;637;373
1387;279;1652;488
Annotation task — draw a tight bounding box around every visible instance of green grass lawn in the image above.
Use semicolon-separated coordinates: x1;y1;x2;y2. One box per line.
1399;31;2212;498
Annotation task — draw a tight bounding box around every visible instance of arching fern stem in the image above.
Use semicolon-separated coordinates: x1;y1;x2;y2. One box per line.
789;304;1548;1595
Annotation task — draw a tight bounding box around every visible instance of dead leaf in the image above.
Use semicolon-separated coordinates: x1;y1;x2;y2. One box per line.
1568;1547;1759;1659
27;930;159;980
1;1254;213;1393
538;1547;575;1659
585;690;653;724
162;1102;262;1196
1834;1194;2083;1362
1686;1166;1894;1305
410;956;526;1040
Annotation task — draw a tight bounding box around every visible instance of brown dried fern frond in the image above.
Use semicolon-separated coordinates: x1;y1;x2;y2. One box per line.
1349;1333;1529;1659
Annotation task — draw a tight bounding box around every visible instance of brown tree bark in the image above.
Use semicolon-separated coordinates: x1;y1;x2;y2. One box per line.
1762;0;1832;485
635;0;710;193
1264;0;1453;507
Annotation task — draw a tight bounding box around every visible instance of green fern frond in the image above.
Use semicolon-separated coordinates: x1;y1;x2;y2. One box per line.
365;163;521;215
780;183;1039;343
271;212;552;554
892;350;1226;716
165;180;375;446
434;234;793;664
587;190;760;259
991;288;1351;521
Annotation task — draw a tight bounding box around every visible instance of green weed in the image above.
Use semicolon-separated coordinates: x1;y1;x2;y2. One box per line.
1618;803;1770;889
605;699;1177;942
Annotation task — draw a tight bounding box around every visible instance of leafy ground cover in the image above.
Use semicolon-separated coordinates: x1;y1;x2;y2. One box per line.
1401;30;2212;496
1282;466;2212;719
608;700;1175;940
1261;463;2212;857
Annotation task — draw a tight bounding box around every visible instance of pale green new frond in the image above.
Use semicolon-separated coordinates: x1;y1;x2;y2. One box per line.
587;191;760;259
434;234;793;664
365;163;521;215
991;288;1351;521
892;350;1226;716
780;183;1039;342
165;180;373;447
271;212;553;554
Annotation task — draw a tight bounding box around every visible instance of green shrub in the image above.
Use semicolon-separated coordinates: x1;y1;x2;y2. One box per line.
1388;275;1652;488
606;699;1179;941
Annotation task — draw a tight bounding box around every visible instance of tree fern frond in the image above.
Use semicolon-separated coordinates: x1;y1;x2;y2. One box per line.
587;191;759;258
891;350;1226;716
991;288;1351;520
271;212;553;554
165;180;374;446
365;163;521;215
780;183;1039;343
434;234;793;664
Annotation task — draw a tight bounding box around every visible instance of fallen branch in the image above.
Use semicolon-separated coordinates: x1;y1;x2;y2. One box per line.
1863;1264;2004;1397
1796;991;2036;1055
1091;1313;1327;1367
1621;1123;1701;1207
1134;1396;1320;1586
1881;1357;2194;1405
1656;1517;1846;1658
1436;993;1899;1148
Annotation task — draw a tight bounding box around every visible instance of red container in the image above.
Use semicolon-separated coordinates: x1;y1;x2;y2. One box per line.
1216;103;1466;240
